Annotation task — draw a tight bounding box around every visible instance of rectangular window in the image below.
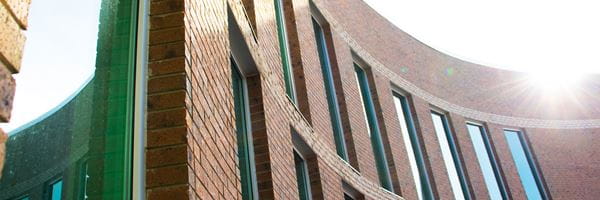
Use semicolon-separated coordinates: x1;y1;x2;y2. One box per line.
294;151;312;200
311;17;348;161
232;58;259;200
392;93;434;200
274;0;296;102
467;123;506;200
50;179;63;200
431;112;470;200
354;64;393;191
504;130;546;200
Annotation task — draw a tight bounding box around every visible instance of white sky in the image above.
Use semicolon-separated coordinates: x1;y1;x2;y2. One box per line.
3;0;599;132
363;0;600;74
1;0;100;133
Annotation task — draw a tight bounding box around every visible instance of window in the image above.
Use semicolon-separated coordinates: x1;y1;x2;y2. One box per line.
294;151;312;200
354;64;393;191
392;93;434;200
232;58;259;200
431;112;470;200
274;0;297;102
0;0;138;198
342;181;364;200
504;130;546;200
344;193;354;200
49;179;63;200
311;16;348;160
467;123;506;200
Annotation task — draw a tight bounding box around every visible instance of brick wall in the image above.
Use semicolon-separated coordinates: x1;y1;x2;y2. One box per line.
0;0;30;178
145;0;600;199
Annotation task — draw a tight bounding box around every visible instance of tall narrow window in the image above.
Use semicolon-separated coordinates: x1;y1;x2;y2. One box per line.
392;93;434;200
467;123;506;200
311;17;348;160
354;64;393;191
274;0;296;102
50;179;63;200
233;58;259;200
294;151;312;200
431;112;470;200
504;130;546;200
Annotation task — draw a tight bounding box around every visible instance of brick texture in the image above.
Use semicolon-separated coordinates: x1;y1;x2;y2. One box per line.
145;0;600;199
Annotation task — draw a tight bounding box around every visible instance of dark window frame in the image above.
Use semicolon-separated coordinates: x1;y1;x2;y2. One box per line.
392;91;435;200
430;111;471;200
354;63;393;191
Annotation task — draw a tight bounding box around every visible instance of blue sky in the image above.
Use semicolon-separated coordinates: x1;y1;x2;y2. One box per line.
1;0;100;132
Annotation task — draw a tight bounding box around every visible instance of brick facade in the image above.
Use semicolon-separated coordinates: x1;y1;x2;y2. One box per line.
145;0;600;199
0;0;30;178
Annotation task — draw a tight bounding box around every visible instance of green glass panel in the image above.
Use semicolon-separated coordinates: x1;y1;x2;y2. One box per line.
274;0;296;102
232;59;258;200
354;65;393;191
311;17;349;161
0;0;138;199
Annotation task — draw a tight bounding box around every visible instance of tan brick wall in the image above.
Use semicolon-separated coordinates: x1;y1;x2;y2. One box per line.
0;0;30;177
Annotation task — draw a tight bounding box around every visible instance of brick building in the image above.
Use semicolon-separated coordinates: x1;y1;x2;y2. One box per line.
1;0;599;199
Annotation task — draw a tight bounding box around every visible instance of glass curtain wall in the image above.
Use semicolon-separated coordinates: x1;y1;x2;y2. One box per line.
0;0;138;199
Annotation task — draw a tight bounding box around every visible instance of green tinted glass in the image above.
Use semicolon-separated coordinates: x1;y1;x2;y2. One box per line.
0;0;138;199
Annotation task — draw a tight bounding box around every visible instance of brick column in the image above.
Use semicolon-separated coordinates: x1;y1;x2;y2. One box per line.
0;0;31;178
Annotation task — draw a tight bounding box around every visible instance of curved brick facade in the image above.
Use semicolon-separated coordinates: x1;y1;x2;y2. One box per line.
145;0;600;199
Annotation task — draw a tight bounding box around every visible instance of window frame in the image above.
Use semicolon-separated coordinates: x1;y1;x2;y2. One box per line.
310;13;349;161
392;90;434;200
430;110;471;200
466;121;507;199
353;62;393;191
503;129;548;200
232;55;259;200
274;0;297;103
46;177;63;200
293;150;313;200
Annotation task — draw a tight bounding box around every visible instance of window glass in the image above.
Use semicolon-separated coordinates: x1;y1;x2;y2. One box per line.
354;64;393;191
431;112;468;200
232;58;258;200
393;94;433;199
274;0;296;102
467;124;504;200
294;151;312;200
311;17;348;160
0;0;138;199
51;180;63;200
505;130;544;200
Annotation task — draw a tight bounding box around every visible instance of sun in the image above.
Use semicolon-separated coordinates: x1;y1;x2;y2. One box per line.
528;69;583;93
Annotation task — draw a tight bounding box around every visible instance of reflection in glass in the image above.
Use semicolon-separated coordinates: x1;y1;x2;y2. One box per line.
50;180;63;200
0;0;138;199
393;94;433;200
505;130;544;200
467;124;505;200
431;112;469;200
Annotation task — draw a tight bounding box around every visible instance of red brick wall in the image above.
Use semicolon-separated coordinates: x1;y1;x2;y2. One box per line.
145;0;600;199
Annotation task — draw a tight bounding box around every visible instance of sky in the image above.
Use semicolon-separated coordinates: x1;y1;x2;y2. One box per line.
2;0;599;132
1;0;100;133
363;0;600;75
